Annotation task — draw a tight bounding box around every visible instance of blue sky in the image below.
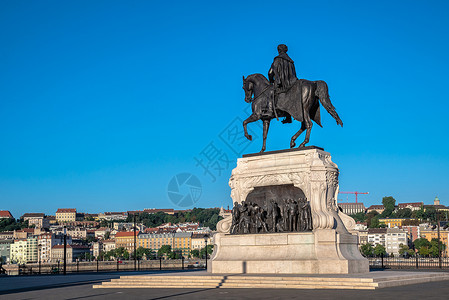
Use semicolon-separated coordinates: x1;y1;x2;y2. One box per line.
1;1;448;218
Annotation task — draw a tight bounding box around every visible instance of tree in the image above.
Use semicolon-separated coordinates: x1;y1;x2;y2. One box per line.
411;207;425;219
373;244;387;257
398;244;414;257
424;207;437;222
395;208;412;218
429;238;446;258
419;246;430;257
369;216;381;228
414;238;431;252
381;196;396;217
350;212;366;223
135;247;153;260
158;245;172;258
200;245;214;258
366;211;379;228
169;249;183;259
190;249;200;258
360;243;374;257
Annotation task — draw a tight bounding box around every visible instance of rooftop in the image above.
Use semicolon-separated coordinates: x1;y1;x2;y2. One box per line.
56;208;76;213
0;210;13;218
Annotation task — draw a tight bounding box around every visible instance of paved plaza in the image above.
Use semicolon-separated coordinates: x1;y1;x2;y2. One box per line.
1;270;449;299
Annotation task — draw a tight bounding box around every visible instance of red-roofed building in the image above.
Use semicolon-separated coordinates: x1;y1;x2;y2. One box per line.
367;205;385;214
144;208;175;215
56;208;77;223
115;231;139;253
0;210;13;219
398;202;423;211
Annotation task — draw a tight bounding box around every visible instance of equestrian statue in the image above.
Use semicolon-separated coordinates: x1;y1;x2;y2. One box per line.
242;44;343;152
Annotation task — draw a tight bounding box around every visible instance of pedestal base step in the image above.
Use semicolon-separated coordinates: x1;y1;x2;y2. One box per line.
93;272;449;290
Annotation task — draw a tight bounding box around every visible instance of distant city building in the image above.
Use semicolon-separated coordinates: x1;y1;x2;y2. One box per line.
95;227;111;239
102;239;116;252
0;210;13;219
402;226;420;243
26;236;38;263
367;228;387;247
64;221;99;228
379;218;414;228
385;228;408;255
22;213;49;229
366;205;385;214
357;230;368;245
10;240;27;264
115;231;139;253
191;233;212;251
137;232;174;256
0;239;13;263
420;226;449;257
0;232;14;240
98;212;128;221
56;208;77;223
51;244;90;262
38;233;71;263
397;202;423;211
338;203;366;215
13;228;35;239
143;208;176;215
92;241;102;258
46;215;57;224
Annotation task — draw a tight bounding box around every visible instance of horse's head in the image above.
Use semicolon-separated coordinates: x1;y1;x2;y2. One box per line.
242;75;253;103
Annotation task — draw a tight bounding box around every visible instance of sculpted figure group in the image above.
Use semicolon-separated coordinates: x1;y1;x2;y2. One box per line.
230;198;312;234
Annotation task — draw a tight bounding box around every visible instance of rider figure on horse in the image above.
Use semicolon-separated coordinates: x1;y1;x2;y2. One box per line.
268;44;297;123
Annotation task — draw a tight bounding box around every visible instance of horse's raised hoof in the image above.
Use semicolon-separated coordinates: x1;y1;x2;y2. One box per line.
245;134;252;141
290;141;296;148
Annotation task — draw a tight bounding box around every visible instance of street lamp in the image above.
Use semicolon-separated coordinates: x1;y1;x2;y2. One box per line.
203;234;209;271
63;225;67;275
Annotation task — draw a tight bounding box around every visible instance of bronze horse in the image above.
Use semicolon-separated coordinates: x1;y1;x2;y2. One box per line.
242;73;343;152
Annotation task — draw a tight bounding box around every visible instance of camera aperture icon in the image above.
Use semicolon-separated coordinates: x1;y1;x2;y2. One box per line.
167;173;202;207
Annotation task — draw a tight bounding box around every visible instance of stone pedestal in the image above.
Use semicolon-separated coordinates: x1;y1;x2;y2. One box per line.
211;147;369;274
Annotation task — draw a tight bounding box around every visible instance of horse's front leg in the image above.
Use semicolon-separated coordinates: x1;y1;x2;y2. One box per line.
243;113;260;141
290;122;306;148
260;119;271;152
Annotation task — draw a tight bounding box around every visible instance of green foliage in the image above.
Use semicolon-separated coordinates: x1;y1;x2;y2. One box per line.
103;247;130;260
424;207;437;222
429;238;445;257
200;245;214;258
366;211;379;228
381;196;396;217
418;246;430;256
411;207;425;219
190;249;200;258
395;208;412;218
157;245;172;257
414;238;431;251
373;244;387;256
360;243;374;257
369;215;381;228
134;247;154;260
128;208;223;230
350;212;366;223
398;244;415;257
168;249;183;259
0;218;29;232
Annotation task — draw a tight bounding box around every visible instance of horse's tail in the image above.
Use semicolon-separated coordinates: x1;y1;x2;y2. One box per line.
315;80;343;127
